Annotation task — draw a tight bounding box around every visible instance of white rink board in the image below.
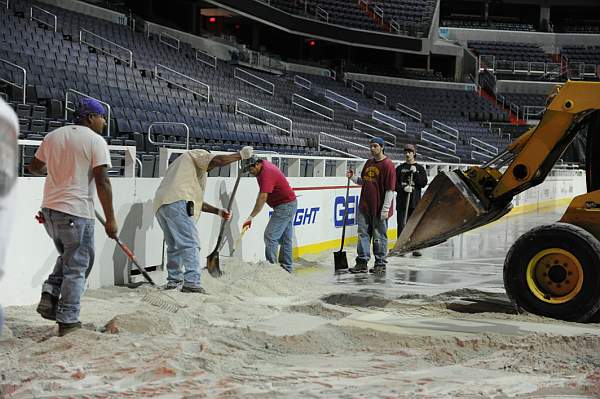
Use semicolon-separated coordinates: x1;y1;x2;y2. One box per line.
0;171;586;306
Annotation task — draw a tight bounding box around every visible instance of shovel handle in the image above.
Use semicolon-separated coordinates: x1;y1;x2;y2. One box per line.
95;210;156;286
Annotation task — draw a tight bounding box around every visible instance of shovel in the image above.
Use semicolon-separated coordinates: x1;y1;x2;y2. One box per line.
334;177;351;273
95;210;156;286
206;165;242;278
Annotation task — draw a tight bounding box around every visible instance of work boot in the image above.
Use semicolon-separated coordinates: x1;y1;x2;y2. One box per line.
160;281;182;291
58;321;82;337
180;286;207;294
348;262;368;274
36;292;58;321
412;251;422;257
369;265;386;274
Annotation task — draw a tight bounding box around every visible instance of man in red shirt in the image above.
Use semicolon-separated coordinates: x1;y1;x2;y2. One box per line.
347;137;396;274
242;157;298;272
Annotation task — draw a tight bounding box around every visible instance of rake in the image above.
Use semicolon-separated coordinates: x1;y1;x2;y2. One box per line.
95;210;186;313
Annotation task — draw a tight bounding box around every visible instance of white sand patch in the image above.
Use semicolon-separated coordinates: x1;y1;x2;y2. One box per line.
2;256;600;397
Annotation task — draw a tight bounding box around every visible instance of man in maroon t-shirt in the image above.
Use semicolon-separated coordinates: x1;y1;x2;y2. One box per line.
242;157;298;272
347;137;396;274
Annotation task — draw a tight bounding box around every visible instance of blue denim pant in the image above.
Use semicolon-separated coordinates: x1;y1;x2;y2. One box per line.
41;208;95;324
264;200;297;272
356;210;388;266
156;201;201;288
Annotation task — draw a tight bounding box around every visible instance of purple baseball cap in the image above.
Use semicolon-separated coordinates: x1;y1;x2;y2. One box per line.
78;98;106;117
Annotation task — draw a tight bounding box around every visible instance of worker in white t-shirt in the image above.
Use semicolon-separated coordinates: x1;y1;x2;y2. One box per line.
27;98;118;337
153;146;253;293
0;98;19;336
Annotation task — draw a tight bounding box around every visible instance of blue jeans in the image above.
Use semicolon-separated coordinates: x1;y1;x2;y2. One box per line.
264;200;297;272
356;210;388;266
156;201;201;288
41;208;95;324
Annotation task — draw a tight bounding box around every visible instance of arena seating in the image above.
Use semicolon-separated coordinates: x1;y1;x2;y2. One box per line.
266;0;435;38
2;0;515;172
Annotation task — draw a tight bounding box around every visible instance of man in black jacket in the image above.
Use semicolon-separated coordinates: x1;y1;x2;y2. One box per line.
395;144;428;256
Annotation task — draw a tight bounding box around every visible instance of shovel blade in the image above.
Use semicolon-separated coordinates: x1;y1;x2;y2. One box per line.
206;251;223;278
334;250;348;271
392;170;512;254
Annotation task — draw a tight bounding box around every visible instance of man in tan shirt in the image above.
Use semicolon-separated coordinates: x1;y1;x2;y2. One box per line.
154;146;253;293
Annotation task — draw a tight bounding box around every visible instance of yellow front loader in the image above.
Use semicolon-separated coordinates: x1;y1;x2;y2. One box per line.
393;81;600;322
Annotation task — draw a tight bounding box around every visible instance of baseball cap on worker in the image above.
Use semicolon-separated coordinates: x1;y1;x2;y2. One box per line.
241;156;261;172
369;137;385;147
78;98;106;118
404;143;416;153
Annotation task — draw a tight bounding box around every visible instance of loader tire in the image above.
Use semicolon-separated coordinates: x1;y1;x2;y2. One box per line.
503;222;600;322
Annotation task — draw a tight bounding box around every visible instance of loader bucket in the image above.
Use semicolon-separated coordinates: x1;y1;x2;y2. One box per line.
391;170;512;254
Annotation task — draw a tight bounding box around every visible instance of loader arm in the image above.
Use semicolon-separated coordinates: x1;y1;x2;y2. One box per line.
393;80;600;254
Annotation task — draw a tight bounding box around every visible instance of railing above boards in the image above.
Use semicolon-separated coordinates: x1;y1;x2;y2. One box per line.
319;131;367;159
417;143;460;163
235;98;292;135
195;50;217;69
234;67;275;96
80;29;133;68
432;120;459;140
30;6;56;32
0;58;26;104
350;80;364;94
154;64;210;102
148;121;190;151
158;31;180;51
395;103;422;123
469;136;498;156
373;91;387;105
421;130;457;153
371;110;406;133
293;75;311;90
292;94;334;120
325;89;358;112
315;6;329;22
352;119;396;146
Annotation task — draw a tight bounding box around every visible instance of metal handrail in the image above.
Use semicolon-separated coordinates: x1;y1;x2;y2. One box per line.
395;103;422;122
390;19;400;34
148;122;190;150
470;136;498;156
373;91;387;105
319;131;368;154
329;69;336;80
432;120;459;140
292;94;334;120
4;0;8;10
315;5;329;22
65;89;112;136
372;110;406;133
374;4;384;19
80;29;133;68
195;49;217;69
353;120;396;146
421;130;456;153
319;144;361;159
417;144;460;163
154;64;210;102
234;67;275;96
524;105;546;120
135;156;143;177
159;31;180;51
235;98;292;135
471;150;493;161
0;58;26;104
325;89;358;111
30;5;56;32
351;80;364;94
293;75;311;90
